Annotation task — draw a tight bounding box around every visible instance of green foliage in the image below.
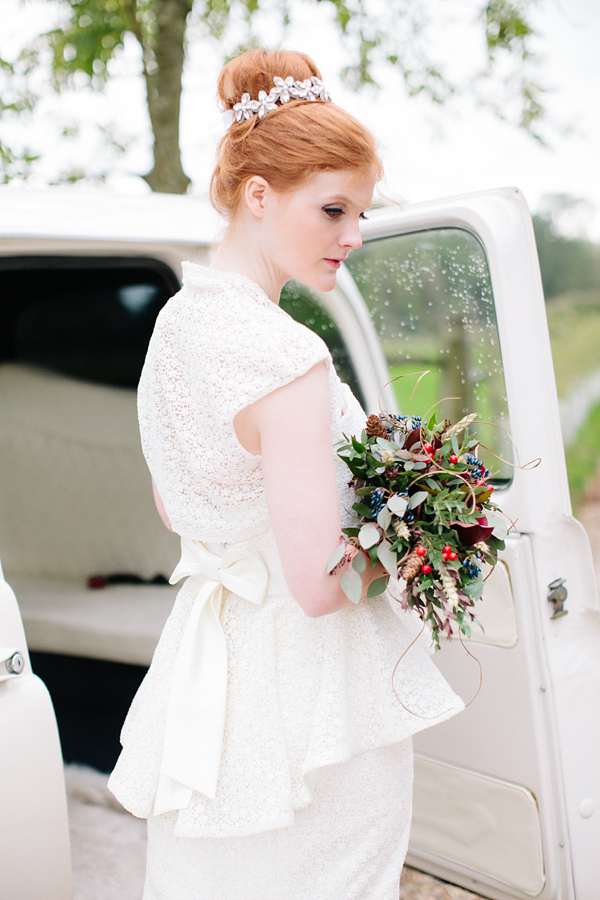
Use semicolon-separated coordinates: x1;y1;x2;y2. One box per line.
45;0;132;87
565;401;600;513
329;411;504;647
484;0;534;52
0;51;41;182
546;291;600;395
533;214;600;301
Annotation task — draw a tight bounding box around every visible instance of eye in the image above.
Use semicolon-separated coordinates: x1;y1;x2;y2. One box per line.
323;206;344;218
359;212;368;220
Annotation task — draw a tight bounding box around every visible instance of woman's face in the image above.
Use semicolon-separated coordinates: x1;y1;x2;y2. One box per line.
259;167;378;293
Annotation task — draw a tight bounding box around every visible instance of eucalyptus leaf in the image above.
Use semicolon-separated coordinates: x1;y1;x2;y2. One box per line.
377;539;398;576
326;542;346;574
486;511;508;540
387;493;408;516
462;572;484;599
359;522;380;549
377;506;392;530
409;490;429;508
367;576;389;599
340;566;362;604
375;437;397;451
352;552;366;574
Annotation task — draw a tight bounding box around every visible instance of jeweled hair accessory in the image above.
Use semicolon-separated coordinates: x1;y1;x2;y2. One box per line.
223;76;331;126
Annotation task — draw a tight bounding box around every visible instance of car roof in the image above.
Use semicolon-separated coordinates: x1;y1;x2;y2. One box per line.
0;186;224;245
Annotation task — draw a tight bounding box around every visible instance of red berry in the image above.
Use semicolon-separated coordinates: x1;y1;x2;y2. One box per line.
443;545;453;553
449;454;458;464
424;443;434;455
415;545;427;557
476;479;486;487
449;551;458;561
422;564;432;575
488;485;495;492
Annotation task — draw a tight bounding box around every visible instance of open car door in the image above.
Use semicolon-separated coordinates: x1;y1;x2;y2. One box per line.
343;188;600;900
0;559;72;898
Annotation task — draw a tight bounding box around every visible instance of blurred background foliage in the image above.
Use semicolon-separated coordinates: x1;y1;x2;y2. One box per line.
2;0;544;192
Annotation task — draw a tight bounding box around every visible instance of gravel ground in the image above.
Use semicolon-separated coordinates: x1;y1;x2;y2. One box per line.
400;867;483;899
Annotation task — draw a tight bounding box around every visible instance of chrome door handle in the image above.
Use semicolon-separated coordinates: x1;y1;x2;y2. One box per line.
0;647;25;680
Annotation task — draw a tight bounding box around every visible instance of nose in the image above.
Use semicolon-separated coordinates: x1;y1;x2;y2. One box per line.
341;218;363;250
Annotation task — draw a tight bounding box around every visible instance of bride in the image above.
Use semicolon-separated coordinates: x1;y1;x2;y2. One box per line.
108;47;463;900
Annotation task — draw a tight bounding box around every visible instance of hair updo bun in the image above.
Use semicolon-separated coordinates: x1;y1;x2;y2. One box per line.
210;48;383;219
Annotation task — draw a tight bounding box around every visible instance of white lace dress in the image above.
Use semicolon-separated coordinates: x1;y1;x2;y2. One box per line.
107;264;464;900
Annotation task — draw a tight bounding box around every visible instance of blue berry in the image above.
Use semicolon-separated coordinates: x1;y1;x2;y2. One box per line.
461;557;481;578
370;488;386;518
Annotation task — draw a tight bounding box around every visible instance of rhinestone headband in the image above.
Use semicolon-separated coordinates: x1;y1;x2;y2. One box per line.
223;75;331;126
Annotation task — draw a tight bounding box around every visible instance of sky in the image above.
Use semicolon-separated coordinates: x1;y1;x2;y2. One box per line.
2;0;600;239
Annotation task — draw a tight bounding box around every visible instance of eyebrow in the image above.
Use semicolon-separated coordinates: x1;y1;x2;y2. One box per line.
323;194;368;209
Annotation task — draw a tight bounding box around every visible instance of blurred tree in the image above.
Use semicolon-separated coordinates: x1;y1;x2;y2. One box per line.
0;51;40;183
2;0;544;193
533;195;600;299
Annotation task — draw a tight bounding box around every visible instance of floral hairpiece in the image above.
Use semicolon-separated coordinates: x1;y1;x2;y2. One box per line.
223;76;331;126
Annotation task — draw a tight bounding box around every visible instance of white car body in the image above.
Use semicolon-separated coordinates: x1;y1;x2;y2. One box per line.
0;185;597;900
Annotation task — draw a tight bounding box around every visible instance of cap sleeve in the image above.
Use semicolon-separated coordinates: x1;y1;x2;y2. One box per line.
197;301;332;424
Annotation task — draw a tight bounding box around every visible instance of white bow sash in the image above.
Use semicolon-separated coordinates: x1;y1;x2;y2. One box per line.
152;537;288;816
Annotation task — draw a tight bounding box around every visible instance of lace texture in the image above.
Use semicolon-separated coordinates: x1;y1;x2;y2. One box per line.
143;740;413;900
108;264;464;837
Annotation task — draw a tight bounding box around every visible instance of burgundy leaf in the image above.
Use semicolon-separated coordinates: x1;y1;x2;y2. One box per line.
451;515;494;547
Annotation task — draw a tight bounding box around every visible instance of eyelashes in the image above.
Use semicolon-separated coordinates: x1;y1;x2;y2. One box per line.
323;207;369;220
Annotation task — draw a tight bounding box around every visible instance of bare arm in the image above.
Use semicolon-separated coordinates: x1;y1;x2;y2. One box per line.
234;361;385;617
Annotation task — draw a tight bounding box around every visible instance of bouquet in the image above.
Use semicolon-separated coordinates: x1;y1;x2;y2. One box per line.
327;410;508;649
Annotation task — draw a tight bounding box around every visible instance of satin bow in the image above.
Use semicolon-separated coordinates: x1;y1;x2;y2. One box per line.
152;537;272;816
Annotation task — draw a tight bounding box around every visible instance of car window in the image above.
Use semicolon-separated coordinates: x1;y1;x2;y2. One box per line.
0;257;179;388
345;229;513;483
280;283;366;409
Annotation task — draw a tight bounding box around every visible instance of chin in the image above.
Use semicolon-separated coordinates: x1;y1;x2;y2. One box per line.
300;271;338;293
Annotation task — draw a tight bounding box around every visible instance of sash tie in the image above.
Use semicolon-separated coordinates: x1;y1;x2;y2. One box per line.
153;537;287;816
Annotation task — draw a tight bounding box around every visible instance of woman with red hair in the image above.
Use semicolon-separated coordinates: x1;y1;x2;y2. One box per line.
109;48;463;900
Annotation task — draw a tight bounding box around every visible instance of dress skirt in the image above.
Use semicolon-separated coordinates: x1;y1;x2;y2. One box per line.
143;738;414;900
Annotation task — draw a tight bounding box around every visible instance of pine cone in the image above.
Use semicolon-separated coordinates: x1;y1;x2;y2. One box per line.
366;414;388;438
401;550;423;583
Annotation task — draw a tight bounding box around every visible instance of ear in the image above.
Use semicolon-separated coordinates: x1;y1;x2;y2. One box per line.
243;175;270;219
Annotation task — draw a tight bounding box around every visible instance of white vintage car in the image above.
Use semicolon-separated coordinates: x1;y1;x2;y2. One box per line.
0;185;598;900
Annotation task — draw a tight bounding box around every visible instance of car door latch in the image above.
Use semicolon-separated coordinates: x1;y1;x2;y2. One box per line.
547;578;568;619
0;647;25;681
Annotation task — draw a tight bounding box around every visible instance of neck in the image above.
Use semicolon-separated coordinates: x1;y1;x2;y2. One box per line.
209;218;284;304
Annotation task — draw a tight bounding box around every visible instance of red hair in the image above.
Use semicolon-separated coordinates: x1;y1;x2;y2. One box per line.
210;49;382;219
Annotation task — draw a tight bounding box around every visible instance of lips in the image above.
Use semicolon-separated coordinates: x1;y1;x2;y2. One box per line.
324;258;343;268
